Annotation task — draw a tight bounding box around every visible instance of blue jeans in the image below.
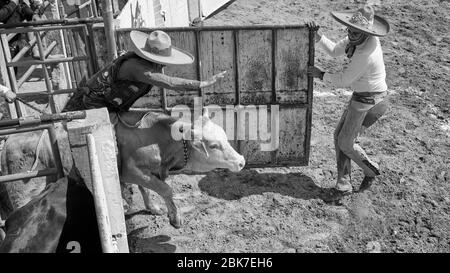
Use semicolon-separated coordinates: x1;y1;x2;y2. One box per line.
334;91;388;182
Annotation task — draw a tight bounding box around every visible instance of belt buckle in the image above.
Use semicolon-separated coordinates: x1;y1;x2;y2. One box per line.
354;94;375;105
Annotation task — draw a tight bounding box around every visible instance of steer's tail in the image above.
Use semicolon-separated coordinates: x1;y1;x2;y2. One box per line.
30;131;48;172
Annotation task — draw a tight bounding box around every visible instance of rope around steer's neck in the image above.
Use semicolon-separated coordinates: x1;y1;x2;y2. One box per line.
182;139;189;168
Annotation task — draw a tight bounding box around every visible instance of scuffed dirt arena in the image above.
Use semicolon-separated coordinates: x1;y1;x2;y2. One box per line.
122;0;450;253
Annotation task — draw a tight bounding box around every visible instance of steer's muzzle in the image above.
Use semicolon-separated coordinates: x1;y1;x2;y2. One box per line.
231;155;246;172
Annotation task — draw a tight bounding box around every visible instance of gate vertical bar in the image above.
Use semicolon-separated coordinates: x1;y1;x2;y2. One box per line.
88;0;94;17
75;3;82;18
304;25;315;164
57;0;78;88
0;34;24;117
54;0;73;90
81;26;94;76
101;0;118;62
73;28;89;80
87;24;99;73
233;29;242;153
67;29;82;85
195;29;202;99
36;31;58;114
270;27;277;164
46;125;65;179
59;4;79;88
86;133;116;253
91;0;99;17
0;34;18;118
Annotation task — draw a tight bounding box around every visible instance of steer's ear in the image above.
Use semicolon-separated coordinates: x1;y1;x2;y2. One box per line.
191;139;209;158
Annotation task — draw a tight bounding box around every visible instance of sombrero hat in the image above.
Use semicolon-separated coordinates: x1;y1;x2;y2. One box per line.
331;5;390;37
130;30;194;65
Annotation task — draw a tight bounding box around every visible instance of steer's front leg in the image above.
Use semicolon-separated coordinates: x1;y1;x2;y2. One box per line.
137;185;164;216
121;157;182;229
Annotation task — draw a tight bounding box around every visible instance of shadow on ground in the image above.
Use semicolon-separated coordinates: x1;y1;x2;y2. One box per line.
198;169;346;204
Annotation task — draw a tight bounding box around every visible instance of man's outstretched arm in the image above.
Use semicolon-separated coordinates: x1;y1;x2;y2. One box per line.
124;59;226;91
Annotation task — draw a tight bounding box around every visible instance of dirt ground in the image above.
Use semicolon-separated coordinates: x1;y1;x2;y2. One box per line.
123;0;450;253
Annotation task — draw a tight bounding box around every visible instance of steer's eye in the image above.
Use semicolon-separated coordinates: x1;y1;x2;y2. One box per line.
209;143;220;150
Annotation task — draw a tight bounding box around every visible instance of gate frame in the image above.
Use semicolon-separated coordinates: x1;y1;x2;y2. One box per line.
112;24;316;167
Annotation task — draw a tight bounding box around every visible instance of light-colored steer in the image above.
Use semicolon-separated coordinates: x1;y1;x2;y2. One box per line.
117;108;245;227
0;108;245;231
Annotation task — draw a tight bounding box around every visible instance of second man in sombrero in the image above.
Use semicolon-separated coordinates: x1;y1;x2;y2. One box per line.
64;30;226;112
308;5;391;194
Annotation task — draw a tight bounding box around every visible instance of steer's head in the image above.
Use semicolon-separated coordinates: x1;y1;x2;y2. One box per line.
174;108;245;173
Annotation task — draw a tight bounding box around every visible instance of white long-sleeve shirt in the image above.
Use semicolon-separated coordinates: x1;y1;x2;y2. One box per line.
317;35;388;93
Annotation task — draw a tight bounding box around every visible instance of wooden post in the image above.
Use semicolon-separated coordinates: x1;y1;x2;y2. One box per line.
67;108;129;253
86;133;116;253
101;0;117;62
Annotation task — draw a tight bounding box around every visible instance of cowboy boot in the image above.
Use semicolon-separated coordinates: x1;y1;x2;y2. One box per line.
335;175;353;194
358;176;376;192
335;148;353;194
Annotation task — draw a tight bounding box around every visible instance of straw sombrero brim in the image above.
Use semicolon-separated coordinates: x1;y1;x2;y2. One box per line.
130;31;194;65
331;11;390;37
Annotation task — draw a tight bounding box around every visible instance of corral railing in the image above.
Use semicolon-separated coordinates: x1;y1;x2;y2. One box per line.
0;19;102;118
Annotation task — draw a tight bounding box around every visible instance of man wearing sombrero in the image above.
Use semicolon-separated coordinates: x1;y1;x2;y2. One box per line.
308;5;390;193
64;30;225;112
